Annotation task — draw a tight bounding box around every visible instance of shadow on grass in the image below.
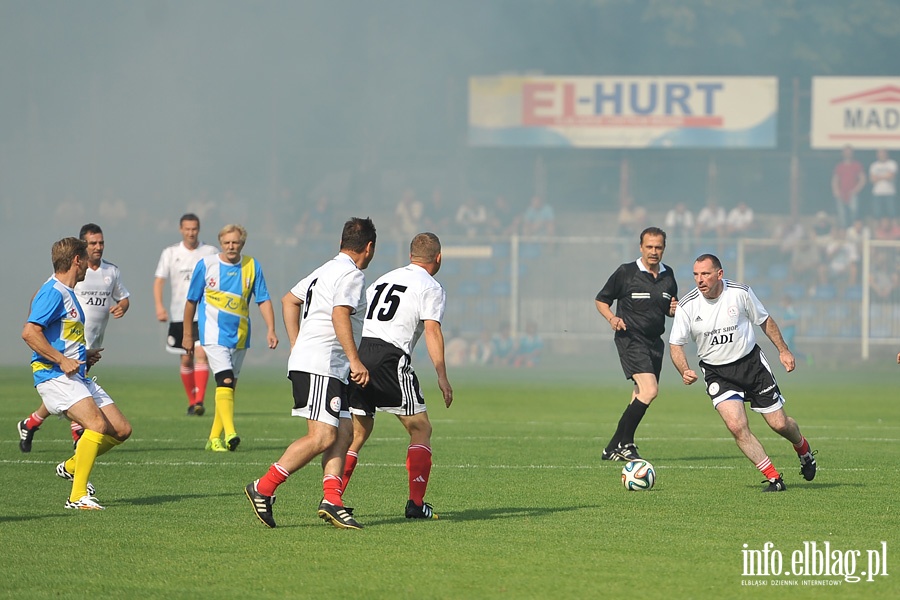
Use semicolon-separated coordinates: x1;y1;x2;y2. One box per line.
115;493;219;506
359;504;594;526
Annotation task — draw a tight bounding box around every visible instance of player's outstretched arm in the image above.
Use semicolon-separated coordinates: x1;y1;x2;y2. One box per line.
333;305;368;388
110;297;130;319
424;320;453;408
258;299;279;349
22;322;83;376
760;316;795;373
281;291;303;349
669;343;698;385
153;278;168;322
182;300;197;355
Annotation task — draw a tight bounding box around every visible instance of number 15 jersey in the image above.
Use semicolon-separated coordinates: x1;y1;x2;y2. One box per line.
362;264;446;355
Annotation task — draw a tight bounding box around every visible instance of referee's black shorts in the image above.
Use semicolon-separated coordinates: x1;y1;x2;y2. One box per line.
614;331;664;381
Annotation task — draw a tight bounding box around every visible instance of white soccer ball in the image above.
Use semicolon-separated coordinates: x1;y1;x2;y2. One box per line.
621;460;656;491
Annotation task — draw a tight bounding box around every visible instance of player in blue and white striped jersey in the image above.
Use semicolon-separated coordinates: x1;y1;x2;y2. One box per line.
184;224;278;453
22;237;132;510
17;223;131;452
669;254;817;492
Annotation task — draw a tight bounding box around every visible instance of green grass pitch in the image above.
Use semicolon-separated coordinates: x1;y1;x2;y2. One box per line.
0;364;897;599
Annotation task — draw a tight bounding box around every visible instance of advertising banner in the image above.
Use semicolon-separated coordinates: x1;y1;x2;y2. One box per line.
469;76;778;148
811;77;900;149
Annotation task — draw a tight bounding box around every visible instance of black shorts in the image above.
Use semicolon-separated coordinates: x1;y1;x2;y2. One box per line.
348;338;425;417
614;331;664;380
699;345;784;413
166;321;199;354
288;371;348;425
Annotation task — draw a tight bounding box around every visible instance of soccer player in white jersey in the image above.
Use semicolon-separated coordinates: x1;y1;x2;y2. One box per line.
245;217;376;530
668;254;817;492
22;237;132;510
183;224;278;452
154;213;219;416
341;232;453;519
17;223;130;452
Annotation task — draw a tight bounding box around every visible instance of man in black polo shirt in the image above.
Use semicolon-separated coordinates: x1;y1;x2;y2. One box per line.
595;226;678;461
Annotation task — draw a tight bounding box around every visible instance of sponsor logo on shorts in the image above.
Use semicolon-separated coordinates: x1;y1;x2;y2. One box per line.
330;396;342;413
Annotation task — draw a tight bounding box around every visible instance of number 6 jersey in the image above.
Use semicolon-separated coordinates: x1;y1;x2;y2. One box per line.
287;253;367;382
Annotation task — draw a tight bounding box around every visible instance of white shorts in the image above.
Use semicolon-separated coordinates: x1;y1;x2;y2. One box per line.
204;345;246;377
36;374;114;416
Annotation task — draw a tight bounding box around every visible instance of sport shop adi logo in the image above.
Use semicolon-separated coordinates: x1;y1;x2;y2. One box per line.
741;541;889;585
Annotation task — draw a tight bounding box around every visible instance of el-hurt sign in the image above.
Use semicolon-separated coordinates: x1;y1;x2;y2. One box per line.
812;77;900;149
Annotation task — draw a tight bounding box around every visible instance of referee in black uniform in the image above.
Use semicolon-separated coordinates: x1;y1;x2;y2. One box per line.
595;226;678;461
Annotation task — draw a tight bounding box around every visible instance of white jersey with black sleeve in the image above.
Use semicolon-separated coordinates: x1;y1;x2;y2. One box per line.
669;279;769;366
154;241;219;321
362;264;446;356
75;259;130;349
287;252;367;382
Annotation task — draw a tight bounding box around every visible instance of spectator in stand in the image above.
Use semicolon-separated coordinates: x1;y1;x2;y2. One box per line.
789;226;822;295
394;188;423;239
694;196;727;241
845;219;869;250
873;216;897;240
487;194;520;237
870;251;898;302
870;149;898;221
456;195;489;238
422;187;454;233
491;322;515;366
469;330;493;366
521;195;556;237
812;211;833;243
664;202;695;256
513;321;544;368
726;201;755;237
831;145;866;228
617;195;647;239
823;225;859;287
445;329;469;368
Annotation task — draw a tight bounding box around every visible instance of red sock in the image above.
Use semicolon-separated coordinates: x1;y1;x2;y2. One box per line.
323;475;343;506
342;451;359;493
25;412;45;430
407;444;432;505
256;463;290;497
70;421;84;440
194;363;210;405
755;456;780;480
180;367;195;405
792;436;810;455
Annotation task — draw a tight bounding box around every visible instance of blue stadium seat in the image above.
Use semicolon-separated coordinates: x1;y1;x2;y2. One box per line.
783;283;806;299
752;283;772;300
767;264;790;280
457;281;481;296
473;261;495;277
440;260;460;276
843;285;863;301
520;242;542;260
812;284;837;300
492;243;510;259
491;281;511;296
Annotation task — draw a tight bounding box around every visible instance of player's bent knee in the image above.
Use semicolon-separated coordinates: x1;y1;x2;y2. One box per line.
215;370;235;388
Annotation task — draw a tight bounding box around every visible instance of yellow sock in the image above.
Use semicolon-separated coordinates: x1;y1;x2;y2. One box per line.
97;434;122;457
70;429;104;502
209;396;225;440
215;386;236;437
